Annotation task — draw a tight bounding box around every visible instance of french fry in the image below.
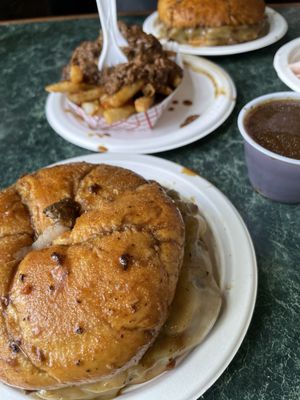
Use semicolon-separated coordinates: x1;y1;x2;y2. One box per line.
134;96;154;113
93;104;105;117
81;101;99;116
142;83;155;98
66;87;105;104
158;86;173;96
103;104;136;124
45;81;91;94
101;80;144;108
172;74;182;88
70;65;83;84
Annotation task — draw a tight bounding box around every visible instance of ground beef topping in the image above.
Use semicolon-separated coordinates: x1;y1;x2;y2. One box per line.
62;23;182;95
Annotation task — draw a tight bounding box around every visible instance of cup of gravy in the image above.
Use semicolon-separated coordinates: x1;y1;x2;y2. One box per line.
238;92;300;203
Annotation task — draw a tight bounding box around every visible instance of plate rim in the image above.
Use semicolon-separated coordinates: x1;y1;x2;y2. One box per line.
0;153;257;400
273;37;300;93
45;55;236;154
143;7;288;56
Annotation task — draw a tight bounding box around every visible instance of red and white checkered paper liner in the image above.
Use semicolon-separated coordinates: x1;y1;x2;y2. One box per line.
67;55;183;131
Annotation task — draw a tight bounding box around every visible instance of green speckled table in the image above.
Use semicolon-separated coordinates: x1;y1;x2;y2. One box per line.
0;5;300;400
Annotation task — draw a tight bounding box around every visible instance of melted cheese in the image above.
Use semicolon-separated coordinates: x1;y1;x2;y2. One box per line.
156;17;269;46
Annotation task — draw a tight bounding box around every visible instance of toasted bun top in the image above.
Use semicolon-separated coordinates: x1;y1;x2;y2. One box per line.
0;163;185;390
158;0;266;28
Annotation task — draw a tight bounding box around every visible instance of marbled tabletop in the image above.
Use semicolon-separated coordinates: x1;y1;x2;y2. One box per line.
0;5;299;400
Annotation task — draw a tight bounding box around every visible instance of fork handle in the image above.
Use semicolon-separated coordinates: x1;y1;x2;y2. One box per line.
96;0;128;70
95;0;110;60
111;0;128;47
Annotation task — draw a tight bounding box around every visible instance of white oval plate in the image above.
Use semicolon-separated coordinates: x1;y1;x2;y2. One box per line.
46;55;236;154
143;7;287;56
274;37;300;93
1;154;257;400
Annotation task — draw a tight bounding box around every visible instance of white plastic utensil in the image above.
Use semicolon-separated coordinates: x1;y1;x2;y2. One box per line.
96;0;128;70
110;0;128;47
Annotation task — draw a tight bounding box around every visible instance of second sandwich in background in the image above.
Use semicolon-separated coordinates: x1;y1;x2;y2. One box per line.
157;0;269;46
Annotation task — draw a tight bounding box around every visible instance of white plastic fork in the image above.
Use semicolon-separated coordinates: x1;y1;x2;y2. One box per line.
96;0;128;70
110;0;128;47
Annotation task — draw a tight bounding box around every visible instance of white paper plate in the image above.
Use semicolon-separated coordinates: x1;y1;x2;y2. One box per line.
143;7;288;56
273;37;300;93
46;55;236;154
0;154;257;400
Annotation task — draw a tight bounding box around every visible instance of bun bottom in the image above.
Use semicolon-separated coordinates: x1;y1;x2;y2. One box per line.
157;17;269;46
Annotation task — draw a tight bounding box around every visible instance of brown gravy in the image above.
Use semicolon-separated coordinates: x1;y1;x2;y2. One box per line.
183;100;193;106
180;114;200;128
244;99;300;160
